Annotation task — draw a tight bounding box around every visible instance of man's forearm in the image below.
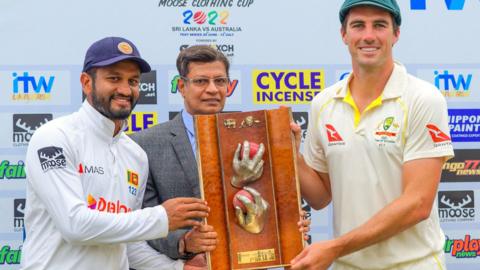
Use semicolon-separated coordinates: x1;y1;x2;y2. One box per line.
297;155;331;210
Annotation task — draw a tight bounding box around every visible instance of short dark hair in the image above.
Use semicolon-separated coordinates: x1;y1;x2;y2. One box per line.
176;45;230;78
341;12;400;33
85;67;97;80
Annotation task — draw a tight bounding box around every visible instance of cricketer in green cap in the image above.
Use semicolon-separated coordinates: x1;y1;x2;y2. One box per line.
289;1;451;270
339;0;402;26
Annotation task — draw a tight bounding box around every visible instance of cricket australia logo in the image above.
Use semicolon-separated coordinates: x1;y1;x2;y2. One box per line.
374;116;400;145
37;146;67;172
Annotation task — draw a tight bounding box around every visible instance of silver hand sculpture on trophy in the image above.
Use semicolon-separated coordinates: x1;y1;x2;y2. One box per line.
231;140;265;188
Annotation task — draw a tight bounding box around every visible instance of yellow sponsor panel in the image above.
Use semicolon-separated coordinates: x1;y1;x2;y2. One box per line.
125;112;158;134
252;69;325;104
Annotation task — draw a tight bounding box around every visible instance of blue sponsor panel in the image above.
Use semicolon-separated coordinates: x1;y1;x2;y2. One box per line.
449;109;480;142
416;68;480;102
0;70;71;106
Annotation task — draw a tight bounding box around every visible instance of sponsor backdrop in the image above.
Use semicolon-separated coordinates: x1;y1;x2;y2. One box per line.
0;0;479;268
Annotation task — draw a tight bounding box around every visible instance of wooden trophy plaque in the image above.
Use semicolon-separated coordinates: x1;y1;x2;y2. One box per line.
194;107;304;270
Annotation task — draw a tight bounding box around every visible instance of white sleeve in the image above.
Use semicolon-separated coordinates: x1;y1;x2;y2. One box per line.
25;125;169;245
127;241;184;270
303;98;329;173
403;87;454;162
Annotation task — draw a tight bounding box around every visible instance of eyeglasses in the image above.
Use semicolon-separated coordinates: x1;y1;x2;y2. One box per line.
181;76;229;88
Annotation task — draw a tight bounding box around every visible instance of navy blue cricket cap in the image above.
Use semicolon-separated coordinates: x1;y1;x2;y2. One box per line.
339;0;402;26
82;37;151;73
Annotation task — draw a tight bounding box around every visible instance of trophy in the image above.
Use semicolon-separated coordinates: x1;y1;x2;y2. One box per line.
194;107;304;270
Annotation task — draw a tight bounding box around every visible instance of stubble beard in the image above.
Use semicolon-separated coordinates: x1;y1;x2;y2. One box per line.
90;80;137;120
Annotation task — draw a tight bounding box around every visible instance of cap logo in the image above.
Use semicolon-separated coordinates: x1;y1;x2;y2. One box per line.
117;42;133;55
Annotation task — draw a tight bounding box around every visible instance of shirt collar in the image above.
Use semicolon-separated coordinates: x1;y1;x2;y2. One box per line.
181;109;195;137
80;100;127;142
334;61;407;101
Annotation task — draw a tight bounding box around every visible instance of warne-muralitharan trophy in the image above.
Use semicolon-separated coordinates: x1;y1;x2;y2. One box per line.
194;107;304;270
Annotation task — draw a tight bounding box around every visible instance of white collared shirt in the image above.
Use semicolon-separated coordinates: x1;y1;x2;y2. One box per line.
21;101;182;270
304;62;454;269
